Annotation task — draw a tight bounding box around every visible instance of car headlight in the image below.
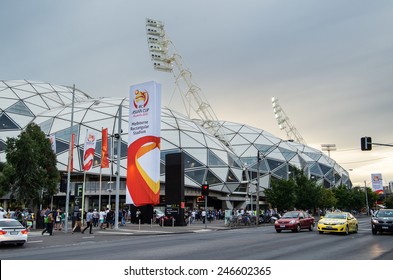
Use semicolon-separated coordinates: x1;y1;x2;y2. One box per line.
289;219;296;224
372;219;379;224
337;222;346;225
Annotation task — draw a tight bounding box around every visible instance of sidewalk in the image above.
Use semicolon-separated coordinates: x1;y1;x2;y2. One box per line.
29;219;244;236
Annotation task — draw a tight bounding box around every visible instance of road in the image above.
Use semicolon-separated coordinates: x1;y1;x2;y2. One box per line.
0;217;392;260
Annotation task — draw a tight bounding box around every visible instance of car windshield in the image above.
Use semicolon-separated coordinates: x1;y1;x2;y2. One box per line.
325;213;346;219
282;212;299;218
376;210;393;218
0;220;23;227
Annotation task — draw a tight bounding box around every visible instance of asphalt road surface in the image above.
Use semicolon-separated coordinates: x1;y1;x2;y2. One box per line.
1;217;392;260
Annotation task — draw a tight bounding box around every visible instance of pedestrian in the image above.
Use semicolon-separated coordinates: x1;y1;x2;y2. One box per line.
201;209;206;224
72;209;82;233
92;209;99;227
136;209;142;224
99;208;106;229
54;209;62;230
82;209;93;234
42;211;54;235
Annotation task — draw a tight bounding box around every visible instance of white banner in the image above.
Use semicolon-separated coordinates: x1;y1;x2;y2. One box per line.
83;129;97;171
127;81;161;206
371;173;383;193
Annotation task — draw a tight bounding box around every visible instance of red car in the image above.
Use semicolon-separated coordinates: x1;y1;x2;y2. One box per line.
274;210;315;233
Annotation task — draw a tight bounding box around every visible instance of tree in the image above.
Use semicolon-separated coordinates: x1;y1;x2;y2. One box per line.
318;187;337;210
265;178;296;212
0;123;59;209
385;195;393;209
332;185;352;210
293;170;321;212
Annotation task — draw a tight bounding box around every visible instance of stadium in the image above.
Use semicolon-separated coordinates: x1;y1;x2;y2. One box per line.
0;80;351;211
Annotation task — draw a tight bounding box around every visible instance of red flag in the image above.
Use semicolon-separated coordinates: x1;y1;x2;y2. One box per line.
101;128;109;168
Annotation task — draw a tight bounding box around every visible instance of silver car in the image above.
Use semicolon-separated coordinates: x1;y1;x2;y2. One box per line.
0;219;28;246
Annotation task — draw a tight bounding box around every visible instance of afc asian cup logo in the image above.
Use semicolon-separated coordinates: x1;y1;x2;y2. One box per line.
87;134;95;143
133;90;149;109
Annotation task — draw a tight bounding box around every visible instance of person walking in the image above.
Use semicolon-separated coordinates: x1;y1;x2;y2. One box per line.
42;211;54;235
82;209;93;234
72;209;82;233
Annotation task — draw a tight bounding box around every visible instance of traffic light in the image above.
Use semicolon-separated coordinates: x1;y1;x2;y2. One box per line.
59;175;67;192
361;136;372;151
201;184;209;196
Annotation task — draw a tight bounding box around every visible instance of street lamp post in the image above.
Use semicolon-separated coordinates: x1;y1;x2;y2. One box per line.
256;151;261;224
364;180;369;216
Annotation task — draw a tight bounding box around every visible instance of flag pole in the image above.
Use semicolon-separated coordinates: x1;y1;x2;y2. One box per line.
81;171;86;224
64;84;75;234
99;164;102;213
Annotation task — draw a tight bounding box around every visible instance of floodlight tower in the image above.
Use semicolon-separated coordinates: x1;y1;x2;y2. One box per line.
146;18;232;149
272;96;306;145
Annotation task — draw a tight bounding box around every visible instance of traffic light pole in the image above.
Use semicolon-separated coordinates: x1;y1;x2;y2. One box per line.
204;195;208;229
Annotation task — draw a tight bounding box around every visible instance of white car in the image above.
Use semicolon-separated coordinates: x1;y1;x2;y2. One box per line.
0;218;28;246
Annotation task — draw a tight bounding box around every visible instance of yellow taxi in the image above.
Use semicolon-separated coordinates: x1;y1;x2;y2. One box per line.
317;211;358;235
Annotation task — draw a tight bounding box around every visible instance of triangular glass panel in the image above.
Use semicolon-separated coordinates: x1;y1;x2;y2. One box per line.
205;170;222;185
228;153;241;168
310;163;323;176
36;118;53;134
226;169;239;183
319;163;331;175
303;152;321;161
6;101;34;117
180;131;204;148
185;169;206;185
208;149;227;166
0;140;6;152
255;144;274;153
226;183;241;193
278;147;297;161
272;164;289;179
55;125;80;143
183;152;203;169
266;158;283;171
53;139;70;154
0;113;20;130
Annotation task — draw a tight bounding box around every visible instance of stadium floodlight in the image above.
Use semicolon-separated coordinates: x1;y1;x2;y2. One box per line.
321;144;336;157
146;18;173;72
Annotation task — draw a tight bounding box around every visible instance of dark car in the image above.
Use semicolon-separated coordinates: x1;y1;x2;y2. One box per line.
371;209;393;235
275;210;315;233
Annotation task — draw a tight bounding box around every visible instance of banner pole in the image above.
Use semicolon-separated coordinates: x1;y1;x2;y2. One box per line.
81;171;86;224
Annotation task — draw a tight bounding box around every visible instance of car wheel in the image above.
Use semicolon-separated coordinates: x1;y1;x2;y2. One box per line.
296;224;301;232
345;225;349;235
309;223;314;231
276;229;281;233
16;243;24;246
372;228;377;235
354;224;358;233
318;230;323;234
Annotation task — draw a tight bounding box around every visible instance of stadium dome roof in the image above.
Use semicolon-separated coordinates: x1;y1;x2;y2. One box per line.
0;80;351;196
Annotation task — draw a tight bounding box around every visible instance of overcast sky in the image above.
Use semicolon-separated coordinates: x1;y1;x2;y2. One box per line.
1;0;393;187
